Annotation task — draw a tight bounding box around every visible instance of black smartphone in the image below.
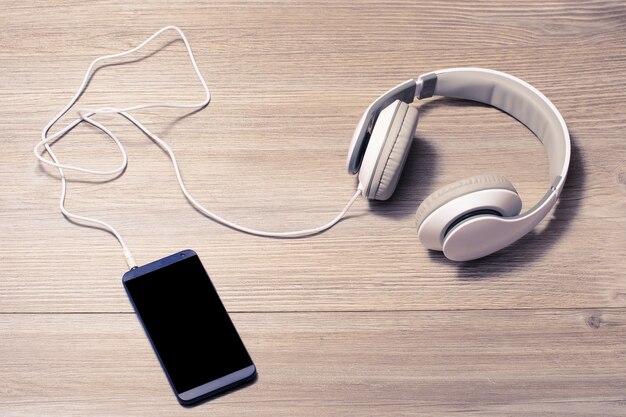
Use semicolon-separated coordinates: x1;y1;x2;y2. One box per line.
122;249;256;405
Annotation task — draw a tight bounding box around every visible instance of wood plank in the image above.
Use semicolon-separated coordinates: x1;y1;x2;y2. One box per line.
1;309;625;416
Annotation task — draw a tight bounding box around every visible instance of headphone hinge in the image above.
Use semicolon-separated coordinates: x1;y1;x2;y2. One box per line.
418;73;438;99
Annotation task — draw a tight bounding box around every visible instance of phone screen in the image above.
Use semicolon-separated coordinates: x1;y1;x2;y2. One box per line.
123;250;255;404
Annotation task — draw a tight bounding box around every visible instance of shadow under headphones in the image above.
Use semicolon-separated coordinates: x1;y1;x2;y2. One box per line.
34;27;570;267
347;68;571;261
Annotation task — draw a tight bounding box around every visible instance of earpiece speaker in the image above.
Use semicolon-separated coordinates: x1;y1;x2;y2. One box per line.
415;175;523;251
358;100;418;200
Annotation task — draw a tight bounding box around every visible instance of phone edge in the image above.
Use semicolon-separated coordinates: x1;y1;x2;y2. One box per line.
122;249;197;283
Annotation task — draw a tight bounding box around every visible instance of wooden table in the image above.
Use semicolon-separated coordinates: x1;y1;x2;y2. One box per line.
1;1;625;416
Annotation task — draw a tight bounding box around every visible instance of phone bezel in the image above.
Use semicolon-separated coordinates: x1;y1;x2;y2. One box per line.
122;249;256;405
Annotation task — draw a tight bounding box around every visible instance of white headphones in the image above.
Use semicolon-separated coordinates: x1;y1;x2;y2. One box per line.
348;68;570;261
34;27;569;267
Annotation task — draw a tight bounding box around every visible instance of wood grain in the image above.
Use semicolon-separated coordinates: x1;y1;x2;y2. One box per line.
1;0;625;415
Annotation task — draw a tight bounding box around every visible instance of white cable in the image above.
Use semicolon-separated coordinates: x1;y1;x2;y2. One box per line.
35;26;361;267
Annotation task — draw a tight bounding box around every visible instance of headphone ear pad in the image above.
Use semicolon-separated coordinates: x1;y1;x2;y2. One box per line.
369;102;419;200
415;175;523;251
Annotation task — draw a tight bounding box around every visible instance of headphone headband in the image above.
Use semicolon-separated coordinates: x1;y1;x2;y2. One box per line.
417;68;570;193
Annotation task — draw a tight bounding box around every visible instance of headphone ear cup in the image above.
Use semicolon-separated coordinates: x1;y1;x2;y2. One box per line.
374;104;418;200
415;175;523;251
359;100;418;200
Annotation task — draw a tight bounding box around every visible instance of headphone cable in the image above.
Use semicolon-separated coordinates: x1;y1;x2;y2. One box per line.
34;26;361;269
